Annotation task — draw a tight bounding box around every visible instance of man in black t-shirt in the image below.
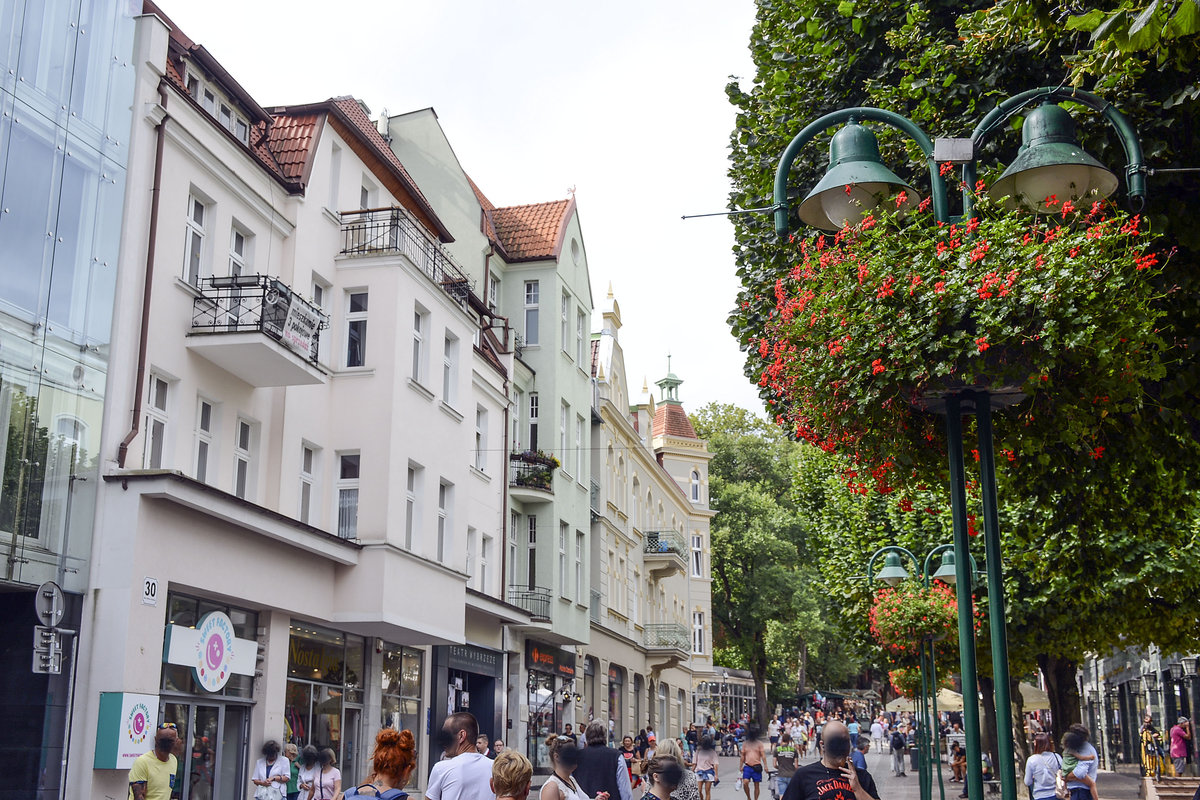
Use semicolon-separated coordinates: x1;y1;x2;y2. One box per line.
782;721;879;800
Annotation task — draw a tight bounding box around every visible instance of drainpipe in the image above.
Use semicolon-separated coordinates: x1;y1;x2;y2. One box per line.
117;80;168;467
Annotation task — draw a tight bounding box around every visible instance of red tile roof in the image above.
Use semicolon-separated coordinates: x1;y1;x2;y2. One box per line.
266;112;323;183
590;338;600;378
653;403;698;440
466;174;500;246
490;199;575;262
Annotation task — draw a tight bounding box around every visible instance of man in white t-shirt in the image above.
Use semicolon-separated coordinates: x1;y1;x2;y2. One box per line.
427;712;496;800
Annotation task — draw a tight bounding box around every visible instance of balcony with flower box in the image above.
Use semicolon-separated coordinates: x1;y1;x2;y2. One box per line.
508;450;559;504
188;275;327;387
643;530;687;580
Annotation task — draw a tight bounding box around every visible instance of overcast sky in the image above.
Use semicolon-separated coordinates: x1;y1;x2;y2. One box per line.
164;0;763;414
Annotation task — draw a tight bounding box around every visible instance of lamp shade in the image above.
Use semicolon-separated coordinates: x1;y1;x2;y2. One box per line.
798;122;920;231
876;551;910;587
1182;656;1199;676
1169;662;1184;681
1143;671;1159;691
931;551;958;585
989;104;1118;212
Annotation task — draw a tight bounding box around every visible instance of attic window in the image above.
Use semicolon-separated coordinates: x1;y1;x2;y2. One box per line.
235;118;249;145
186;74;199;98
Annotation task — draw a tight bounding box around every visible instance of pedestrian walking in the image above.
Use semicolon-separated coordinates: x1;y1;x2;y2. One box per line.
491;750;534;800
575;720;633;800
342;727;417;798
428;713;495;800
297;745;320;800
1171;718;1192;777
642;756;685;800
773;733;798;797
694;736;720;800
540;735;589;800
781;721;879;800
656;738;699;800
127;723;179;800
869;720;884;754
1023;733;1062;800
889;727;907;777
738;726;766;800
311;749;341;800
251;740;290;799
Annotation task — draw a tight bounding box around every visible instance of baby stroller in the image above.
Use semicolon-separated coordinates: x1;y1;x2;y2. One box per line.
722;732;736;757
766;768;780;800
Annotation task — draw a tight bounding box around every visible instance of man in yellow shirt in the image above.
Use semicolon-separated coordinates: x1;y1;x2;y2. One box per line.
128;723;179;800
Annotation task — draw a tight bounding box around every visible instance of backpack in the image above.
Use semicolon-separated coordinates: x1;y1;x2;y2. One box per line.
343;785;408;800
891;733;906;751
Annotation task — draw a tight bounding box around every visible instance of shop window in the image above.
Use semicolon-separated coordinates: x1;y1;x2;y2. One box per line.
381;642;423;790
285;622;366;785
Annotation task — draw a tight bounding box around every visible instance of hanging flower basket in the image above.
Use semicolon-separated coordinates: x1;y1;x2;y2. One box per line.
889;666;954;700
869;581;960;662
752;188;1171;491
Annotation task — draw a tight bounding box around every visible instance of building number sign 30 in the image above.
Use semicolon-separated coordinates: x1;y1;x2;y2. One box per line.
142;577;159;606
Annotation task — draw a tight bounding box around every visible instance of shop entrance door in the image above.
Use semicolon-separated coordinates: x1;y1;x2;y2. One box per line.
162;700;250;800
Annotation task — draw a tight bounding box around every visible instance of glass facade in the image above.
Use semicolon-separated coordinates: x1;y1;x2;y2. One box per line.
0;3;136;796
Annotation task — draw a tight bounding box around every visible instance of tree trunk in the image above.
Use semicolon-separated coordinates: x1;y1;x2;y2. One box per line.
980;675;1000;772
1038;654;1082;744
797;641;809;699
1012;676;1031;769
753;647;771;729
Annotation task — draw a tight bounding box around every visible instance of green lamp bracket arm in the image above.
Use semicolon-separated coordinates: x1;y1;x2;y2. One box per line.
963;86;1147;215
922;543;956;580
774;107;949;236
866;544;921;583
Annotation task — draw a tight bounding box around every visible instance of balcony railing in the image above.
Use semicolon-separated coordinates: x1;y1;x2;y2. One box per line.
590;589;602;624
340;206;473;307
509;585;551;622
643;623;690;651
509;451;559;493
644;530;687;558
191;275;326;363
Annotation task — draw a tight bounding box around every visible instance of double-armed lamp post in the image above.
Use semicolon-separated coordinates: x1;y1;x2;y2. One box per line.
773;87;1147;800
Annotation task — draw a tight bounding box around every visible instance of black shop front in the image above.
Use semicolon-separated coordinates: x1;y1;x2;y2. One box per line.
430;644;505;752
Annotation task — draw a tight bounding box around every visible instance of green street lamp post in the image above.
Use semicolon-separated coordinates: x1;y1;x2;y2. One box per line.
868;545;980;800
774;88;1148;800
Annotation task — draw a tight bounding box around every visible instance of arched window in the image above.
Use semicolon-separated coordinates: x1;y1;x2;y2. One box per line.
690;469;701;502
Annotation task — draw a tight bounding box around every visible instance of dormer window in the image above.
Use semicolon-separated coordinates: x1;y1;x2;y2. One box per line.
202;88;216;114
234;118;249;144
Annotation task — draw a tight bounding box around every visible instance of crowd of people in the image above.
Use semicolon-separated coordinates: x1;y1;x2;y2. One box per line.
126;704;1153;800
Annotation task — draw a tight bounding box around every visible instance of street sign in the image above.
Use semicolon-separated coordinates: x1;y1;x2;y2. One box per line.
34;581;64;627
33;625;63;674
142;576;159;606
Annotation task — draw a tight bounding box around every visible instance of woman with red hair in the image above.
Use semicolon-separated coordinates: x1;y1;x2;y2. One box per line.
343;728;418;798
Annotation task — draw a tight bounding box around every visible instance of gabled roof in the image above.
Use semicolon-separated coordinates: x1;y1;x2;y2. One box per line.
653;404;698;440
265;111;324;184
490;198;575;262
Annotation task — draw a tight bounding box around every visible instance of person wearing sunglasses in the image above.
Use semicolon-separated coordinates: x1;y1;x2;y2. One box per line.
128;723;179;800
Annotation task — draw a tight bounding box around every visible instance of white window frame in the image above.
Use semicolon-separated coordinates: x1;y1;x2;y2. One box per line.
346;291;368;368
184;194;207;288
144;375;170;469
488;274;500;313
228;227;249;277
336;451;360;539
691;469;702;502
509;511;520;587
528;393;539;451
442;332;458;405
524;281;539;345
202;88;216;114
692;534;704;577
575;414;585;481
233;417;255;500
466;527;477;581
437;480;452;563
481;534;492;594
575;531;584;605
300;444;318;525
194;397;214;484
412;305;429;383
527;515;537;588
609;551;618;612
474;406;488;472
405;463;422;550
559;402;569;471
693;611;706;654
558;522;569;598
576;309;586;365
561;290;570;353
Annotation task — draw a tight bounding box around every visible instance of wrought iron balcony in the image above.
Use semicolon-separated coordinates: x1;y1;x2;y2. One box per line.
509;585;551;622
339;206;473;307
643;530;687;579
508;450;558;502
189;275;327;386
643;623;690;652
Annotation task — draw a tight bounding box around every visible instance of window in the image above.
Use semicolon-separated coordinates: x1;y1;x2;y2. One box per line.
328;144;342;210
300;445;317;525
219;104;232;131
194;398;214;483
337;453;360;539
576;309;586;364
437;481;452;563
693;612;706;654
411;307;428;383
234;418;255;499
609;552;618;611
229;228;249;277
512;390;523;450
559;522;568;598
405;464;422;550
488;274;500;313
692;534;704;577
523;281;539;345
575;414;585;480
474;407;488;472
528;393;539;450
559;402;569;471
346;292;368;367
690;470;702;502
631;566;640;624
467;528;477;581
509;512;519;586
234;118;249;145
575;532;585;605
561;291;570;352
527;516;537;588
186;74;199;98
480;535;492;594
202;88;216;114
184;194;207;287
144;375;170;469
360;184;372;210
442;333;458;405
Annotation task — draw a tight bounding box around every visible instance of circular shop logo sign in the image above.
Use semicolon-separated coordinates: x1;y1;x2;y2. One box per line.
127;702;151;745
193;611;236;692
